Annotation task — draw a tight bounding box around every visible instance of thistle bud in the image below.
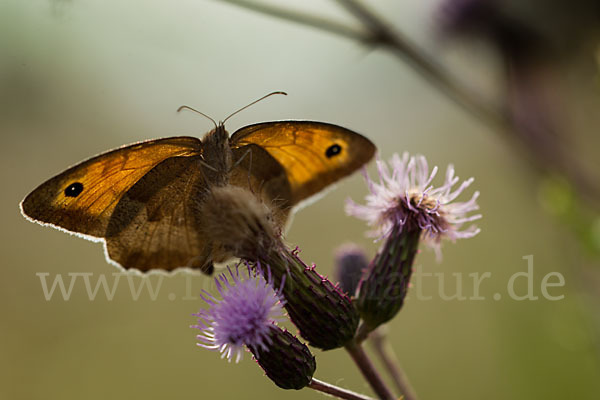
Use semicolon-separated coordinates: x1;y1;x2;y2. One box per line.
251;327;316;390
334;243;369;297
259;249;360;350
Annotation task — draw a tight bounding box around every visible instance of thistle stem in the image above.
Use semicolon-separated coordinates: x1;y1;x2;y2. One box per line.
370;328;418;400
345;340;396;400
309;378;376;400
354;321;371;344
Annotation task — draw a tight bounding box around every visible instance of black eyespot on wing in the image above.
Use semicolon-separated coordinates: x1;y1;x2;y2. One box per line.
64;182;84;197
325;144;342;158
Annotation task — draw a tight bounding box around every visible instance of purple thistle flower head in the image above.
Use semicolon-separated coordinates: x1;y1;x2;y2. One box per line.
192;265;285;363
346;153;481;256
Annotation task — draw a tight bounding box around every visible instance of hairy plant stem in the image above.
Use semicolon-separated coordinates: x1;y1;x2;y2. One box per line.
309;378;376;400
345;340;395;400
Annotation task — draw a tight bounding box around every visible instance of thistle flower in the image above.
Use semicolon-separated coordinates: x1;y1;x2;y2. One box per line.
346;153;480;331
192;265;316;390
202;186;360;350
346;153;480;253
192;266;285;362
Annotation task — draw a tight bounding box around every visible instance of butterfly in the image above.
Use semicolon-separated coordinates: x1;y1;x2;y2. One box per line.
21;117;375;274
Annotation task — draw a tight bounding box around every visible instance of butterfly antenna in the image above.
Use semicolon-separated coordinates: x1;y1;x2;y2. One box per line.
177;105;218;129
222;91;287;125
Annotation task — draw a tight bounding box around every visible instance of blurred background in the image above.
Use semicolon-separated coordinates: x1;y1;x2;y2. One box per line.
2;0;600;399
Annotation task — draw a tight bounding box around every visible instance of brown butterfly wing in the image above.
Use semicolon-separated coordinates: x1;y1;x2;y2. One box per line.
230;121;376;213
21;137;211;271
103;155;219;272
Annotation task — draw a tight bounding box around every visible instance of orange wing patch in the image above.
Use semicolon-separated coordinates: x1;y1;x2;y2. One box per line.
21;137;202;238
231;121;375;205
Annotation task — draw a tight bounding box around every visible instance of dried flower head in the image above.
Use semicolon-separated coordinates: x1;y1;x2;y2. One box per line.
201;185;278;261
192;266;285;363
346;153;481;255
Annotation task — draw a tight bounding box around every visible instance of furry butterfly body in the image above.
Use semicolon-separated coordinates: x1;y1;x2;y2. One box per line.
21;121;375;273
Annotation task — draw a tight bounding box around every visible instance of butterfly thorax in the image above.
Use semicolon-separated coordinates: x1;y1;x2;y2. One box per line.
201;124;232;186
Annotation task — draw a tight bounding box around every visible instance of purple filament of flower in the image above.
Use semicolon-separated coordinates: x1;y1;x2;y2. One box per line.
192;266;285;363
346;153;481;255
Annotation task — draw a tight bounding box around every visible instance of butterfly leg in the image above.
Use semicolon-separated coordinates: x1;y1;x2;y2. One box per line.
230;147;257;195
198;159;218;172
